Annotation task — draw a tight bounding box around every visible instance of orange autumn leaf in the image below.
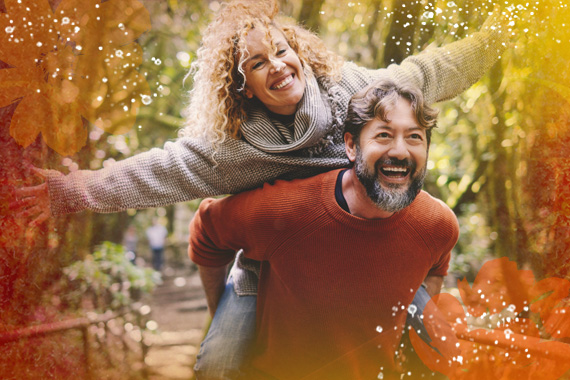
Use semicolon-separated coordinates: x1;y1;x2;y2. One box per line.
457;257;536;317
408;293;463;377
0;0;151;156
411;258;570;379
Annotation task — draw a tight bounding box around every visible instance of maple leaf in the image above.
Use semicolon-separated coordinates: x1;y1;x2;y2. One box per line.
0;0;150;156
410;258;570;379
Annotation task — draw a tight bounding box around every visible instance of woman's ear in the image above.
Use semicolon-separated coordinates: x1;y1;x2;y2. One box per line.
244;89;254;99
344;132;357;163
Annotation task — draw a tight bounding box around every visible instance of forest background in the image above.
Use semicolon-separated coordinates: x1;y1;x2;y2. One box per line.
0;0;569;378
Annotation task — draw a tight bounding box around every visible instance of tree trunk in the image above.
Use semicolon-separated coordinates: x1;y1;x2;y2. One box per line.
486;62;516;261
298;0;325;32
383;0;422;66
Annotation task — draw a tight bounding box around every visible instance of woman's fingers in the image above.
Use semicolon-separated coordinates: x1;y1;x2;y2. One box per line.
10;182;50;226
14;182;48;199
29;166;47;179
9;195;37;210
29;207;50;227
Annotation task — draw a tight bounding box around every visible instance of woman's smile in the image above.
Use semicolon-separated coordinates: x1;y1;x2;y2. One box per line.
243;27;306;115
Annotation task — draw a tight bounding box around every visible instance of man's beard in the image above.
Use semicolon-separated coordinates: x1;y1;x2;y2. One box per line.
354;148;427;213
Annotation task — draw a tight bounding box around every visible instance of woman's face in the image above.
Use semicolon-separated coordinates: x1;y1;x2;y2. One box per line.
242;28;306;115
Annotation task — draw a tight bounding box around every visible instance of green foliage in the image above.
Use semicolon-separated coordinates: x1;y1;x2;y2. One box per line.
64;242;160;311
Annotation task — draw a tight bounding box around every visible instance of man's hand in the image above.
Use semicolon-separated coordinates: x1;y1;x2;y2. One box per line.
198;264;229;318
10;167;51;226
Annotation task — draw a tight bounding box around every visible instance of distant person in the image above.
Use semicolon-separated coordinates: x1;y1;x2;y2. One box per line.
146;220;168;271
123;225;138;264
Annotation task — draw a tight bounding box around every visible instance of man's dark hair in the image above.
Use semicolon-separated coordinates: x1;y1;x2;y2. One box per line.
344;79;438;146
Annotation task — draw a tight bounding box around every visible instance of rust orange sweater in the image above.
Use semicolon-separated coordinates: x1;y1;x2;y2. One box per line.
189;169;459;379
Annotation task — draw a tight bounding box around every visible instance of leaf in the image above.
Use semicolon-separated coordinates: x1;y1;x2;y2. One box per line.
55;0;150;47
409;293;463;376
457;257;535;317
2;0;60;69
529;277;570;321
9;92;45;148
543;307;570;339
415;258;570;379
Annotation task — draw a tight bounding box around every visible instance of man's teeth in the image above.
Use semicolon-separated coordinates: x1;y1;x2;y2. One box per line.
272;75;292;89
383;167;407;173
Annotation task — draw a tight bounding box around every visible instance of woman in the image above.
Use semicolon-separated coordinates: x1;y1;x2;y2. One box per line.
17;0;511;377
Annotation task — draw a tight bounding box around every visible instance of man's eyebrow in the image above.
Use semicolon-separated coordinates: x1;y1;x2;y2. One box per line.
373;125;424;133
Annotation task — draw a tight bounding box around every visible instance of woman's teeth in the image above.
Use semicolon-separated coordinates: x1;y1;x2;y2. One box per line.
272;75;293;90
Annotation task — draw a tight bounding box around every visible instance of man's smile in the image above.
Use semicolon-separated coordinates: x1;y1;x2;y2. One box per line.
377;159;415;186
379;165;410;178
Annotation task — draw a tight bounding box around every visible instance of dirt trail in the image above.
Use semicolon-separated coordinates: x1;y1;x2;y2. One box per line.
145;268;208;380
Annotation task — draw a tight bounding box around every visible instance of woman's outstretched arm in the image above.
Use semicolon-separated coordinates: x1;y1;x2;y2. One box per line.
374;7;514;104
19;136;347;218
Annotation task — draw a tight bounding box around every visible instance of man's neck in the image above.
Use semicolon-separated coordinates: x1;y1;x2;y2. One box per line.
342;168;395;220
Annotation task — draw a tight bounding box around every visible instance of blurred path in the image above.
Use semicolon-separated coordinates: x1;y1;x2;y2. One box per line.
145;267;208;380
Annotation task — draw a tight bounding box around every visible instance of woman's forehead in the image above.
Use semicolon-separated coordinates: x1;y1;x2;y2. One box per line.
244;26;287;50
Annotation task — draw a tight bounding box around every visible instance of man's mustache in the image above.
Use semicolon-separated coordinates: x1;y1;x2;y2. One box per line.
375;157;416;172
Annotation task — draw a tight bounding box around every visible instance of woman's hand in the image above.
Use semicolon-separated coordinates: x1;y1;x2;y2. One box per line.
10;167;51;226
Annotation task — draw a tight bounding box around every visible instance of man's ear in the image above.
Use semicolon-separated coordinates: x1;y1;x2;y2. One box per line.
344;132;357;163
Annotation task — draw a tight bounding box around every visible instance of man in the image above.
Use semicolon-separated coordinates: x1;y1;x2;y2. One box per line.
189;79;459;380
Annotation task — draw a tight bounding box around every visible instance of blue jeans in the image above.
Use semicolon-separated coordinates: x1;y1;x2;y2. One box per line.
194;279;433;379
194;275;257;380
151;247;163;271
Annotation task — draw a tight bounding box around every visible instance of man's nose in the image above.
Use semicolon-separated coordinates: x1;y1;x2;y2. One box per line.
269;58;285;73
388;137;410;159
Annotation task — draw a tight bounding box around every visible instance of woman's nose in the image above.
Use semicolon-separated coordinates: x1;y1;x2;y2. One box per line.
269;58;285;73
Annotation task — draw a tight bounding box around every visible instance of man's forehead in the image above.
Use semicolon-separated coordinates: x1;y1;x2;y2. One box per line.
365;115;422;132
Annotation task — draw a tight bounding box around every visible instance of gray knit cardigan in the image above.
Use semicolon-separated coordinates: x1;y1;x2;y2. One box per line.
47;23;508;294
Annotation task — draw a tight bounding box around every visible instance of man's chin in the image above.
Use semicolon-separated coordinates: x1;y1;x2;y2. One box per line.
378;179;411;192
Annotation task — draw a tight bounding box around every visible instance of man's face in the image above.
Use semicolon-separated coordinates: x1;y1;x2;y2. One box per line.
350;98;428;212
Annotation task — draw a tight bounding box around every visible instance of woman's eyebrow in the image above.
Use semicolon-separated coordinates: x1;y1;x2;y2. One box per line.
244;53;265;64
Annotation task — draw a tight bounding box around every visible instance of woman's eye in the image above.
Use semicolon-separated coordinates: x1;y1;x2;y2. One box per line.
276;49;287;56
377;132;391;138
252;61;264;70
409;133;423;140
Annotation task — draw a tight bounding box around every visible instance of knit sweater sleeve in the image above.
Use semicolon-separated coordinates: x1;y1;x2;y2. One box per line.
188;197;244;268
46;135;347;215
368;10;511;104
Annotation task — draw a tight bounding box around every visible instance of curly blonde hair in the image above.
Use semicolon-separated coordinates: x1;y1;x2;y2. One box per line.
179;0;344;146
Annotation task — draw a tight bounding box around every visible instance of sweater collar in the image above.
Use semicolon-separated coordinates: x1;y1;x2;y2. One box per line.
322;170;412;231
240;73;332;154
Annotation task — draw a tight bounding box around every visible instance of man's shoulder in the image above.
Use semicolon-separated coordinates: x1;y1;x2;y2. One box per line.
197;170;337;240
214;169;337;215
408;191;459;232
260;170;334;196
